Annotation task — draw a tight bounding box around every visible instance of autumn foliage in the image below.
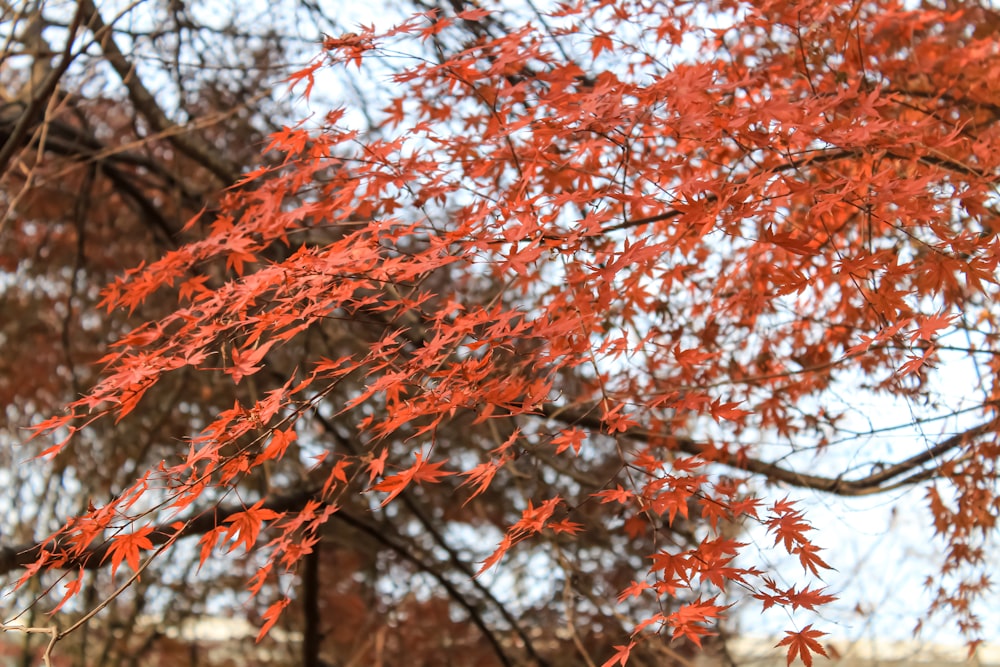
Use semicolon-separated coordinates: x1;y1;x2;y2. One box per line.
6;0;1000;665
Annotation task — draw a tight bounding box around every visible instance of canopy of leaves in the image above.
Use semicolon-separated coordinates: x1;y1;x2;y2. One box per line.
2;0;999;665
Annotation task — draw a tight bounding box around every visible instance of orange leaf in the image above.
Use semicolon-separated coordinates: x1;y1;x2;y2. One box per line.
776;625;830;667
256;597;290;642
372;452;451;506
591;32;614;58
601;641;635;667
103;526;155;577
224;501;282;553
50;568;84;614
255;428;297;465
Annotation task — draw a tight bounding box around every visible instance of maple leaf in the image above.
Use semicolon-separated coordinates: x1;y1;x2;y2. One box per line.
372;473;411;507
322;458;351;498
794;542;834;576
776;625;830;667
456;7;489;21
549;519;584;535
912;311;956;342
284;60;322;99
617;580;651;603
666;596;731;647
228;340;277;385
50;569;84;614
372;452;451;506
103;525;155;577
709;399;752;423
197;526;226;570
511;497;561;535
788;585;838;611
367;448;389;482
224;501;282;553
601;641;635;667
460;457;505;504
552;427;585;455
594;485;634;505
256;597;290;643
254;428;297;465
591;32;614;59
476;534;513;576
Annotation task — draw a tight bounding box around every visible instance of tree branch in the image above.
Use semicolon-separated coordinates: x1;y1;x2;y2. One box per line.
76;0;239;185
0;485;519;666
540;404;999;497
0;2;84;177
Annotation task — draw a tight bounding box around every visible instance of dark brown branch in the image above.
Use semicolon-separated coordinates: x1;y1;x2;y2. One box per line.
0;3;84;177
310;408;549;666
0;488;318;575
0;486;518;667
330;506;516;667
540;405;999;497
301;545;321;667
76;0;239;185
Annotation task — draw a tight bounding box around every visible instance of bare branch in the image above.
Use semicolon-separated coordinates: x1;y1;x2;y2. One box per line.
76;0;240;184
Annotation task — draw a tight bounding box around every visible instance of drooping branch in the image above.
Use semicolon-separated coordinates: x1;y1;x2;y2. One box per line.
312;408;552;666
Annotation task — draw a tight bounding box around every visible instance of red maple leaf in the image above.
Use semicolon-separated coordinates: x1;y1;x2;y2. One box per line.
372;452;451;505
776;625;830;667
224;501;282;553
103;525;155;577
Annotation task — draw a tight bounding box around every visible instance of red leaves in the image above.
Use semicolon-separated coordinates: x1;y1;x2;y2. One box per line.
228;341;277;385
256;598;290;643
103;526;155;577
591;32;614;59
52;569;84;613
254;428;297;465
223;501;282;554
455;7;489;21
552;427;585;455
24;0;998;656
666;596;731;647
601;642;635;667
776;625;830;667
459;457;506;504
284;60;323;99
709;399;751;423
594;485;634;505
477;497;565;575
371;452;452;505
754;579;838;612
765;498;832;578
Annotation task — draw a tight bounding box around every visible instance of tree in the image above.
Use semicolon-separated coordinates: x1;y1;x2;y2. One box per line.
3;0;1000;666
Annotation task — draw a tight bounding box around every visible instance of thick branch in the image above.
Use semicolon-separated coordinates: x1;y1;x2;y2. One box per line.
541;405;999;497
601;146;997;235
0;488;318;575
76;0;239;185
0;486;518;666
0;3;84;177
301;546;321;667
